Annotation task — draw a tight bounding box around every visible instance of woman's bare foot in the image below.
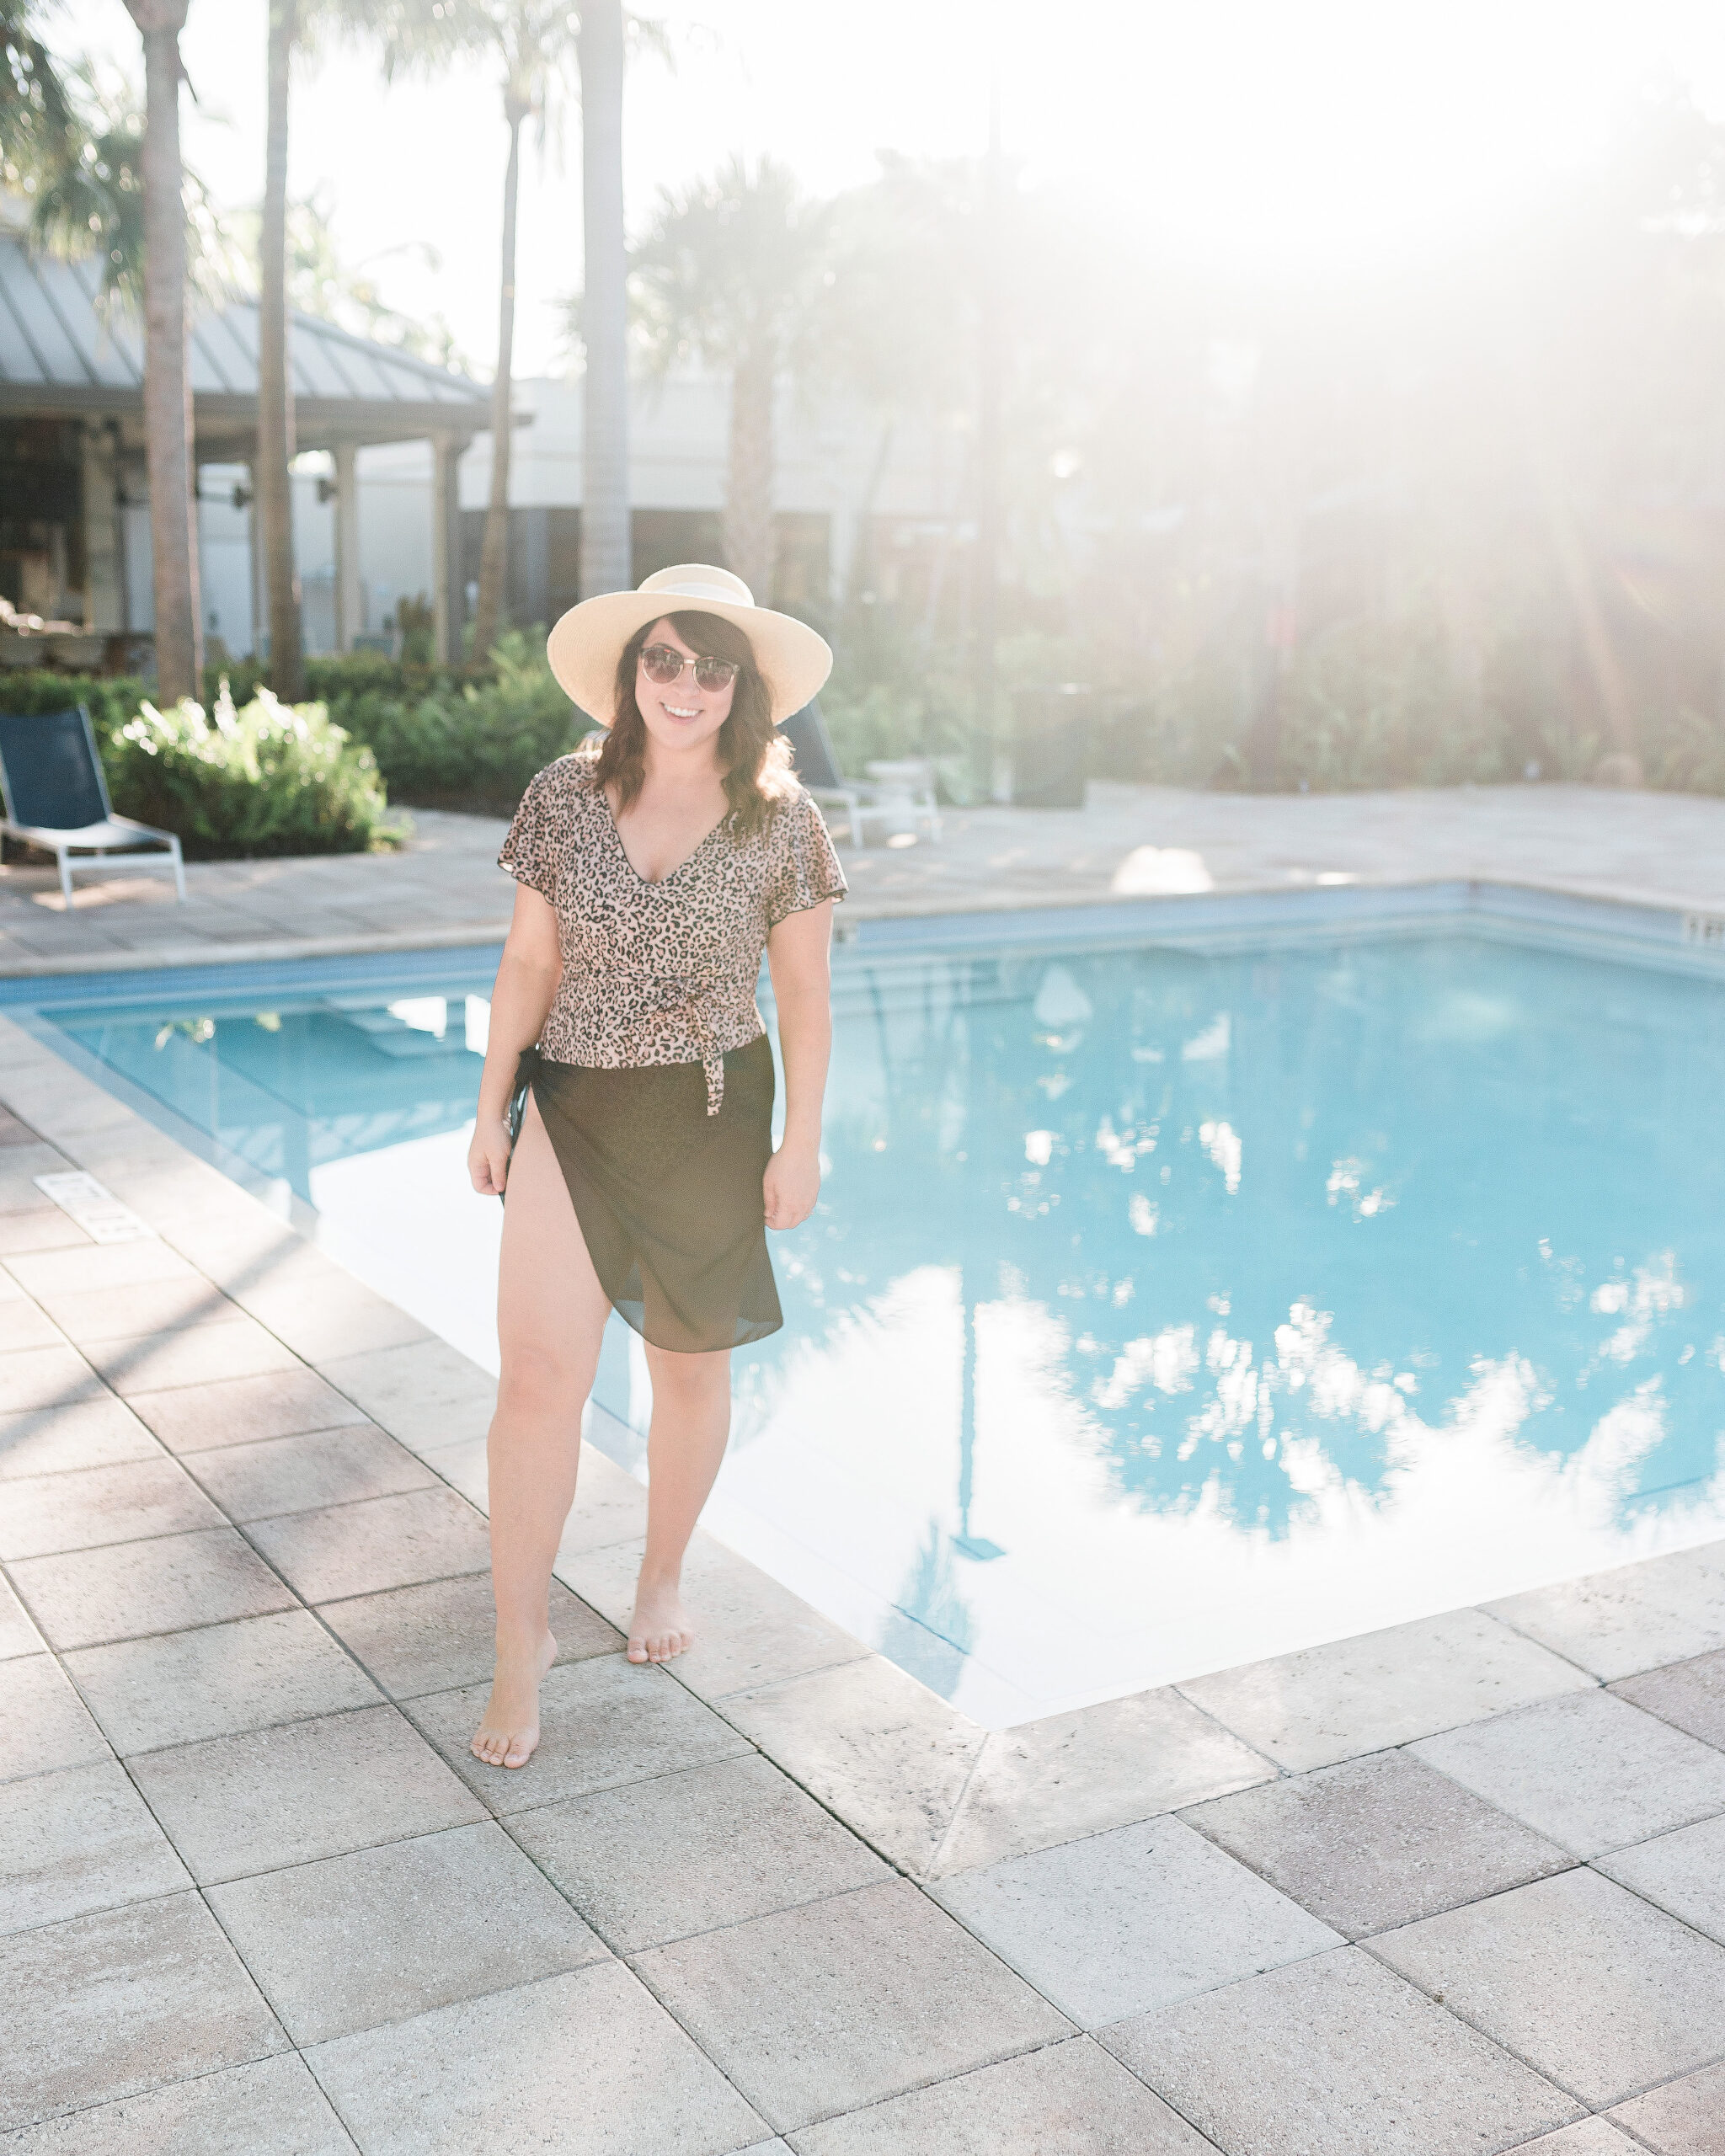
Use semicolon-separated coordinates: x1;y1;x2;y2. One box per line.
471;1630;557;1768
628;1573;694;1663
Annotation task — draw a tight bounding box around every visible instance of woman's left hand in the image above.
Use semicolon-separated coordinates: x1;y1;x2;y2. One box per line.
764;1142;820;1231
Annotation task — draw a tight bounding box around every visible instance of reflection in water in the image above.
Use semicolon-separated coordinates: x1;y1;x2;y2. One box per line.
54;928;1725;1726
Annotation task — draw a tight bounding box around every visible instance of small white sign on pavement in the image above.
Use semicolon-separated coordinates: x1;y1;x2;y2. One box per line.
33;1172;158;1244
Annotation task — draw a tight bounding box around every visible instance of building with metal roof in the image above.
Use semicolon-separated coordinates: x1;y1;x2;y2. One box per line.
0;230;489;664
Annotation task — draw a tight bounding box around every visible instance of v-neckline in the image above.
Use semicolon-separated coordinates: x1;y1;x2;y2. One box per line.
601;787;727;889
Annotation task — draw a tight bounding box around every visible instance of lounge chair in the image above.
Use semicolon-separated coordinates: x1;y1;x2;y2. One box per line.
781;698;942;848
0;705;186;905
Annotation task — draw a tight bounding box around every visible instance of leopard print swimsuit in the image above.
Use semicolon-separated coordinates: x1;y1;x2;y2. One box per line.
498;744;848;1111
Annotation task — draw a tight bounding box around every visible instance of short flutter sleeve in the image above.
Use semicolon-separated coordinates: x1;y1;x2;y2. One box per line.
498;759;570;901
766;790;848;927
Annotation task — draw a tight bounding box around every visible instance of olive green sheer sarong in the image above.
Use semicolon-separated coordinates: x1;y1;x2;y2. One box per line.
503;1038;782;1354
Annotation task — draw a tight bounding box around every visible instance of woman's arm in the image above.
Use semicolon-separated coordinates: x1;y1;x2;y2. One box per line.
467;883;563;1195
762;898;836;1231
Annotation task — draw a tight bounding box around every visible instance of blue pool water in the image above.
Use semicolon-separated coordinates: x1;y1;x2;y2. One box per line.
29;902;1725;1725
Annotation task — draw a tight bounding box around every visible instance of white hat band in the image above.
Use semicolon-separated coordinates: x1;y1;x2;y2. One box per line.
656;579;753;606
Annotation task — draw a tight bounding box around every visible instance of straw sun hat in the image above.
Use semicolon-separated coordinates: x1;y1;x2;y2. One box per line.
545;564;833;728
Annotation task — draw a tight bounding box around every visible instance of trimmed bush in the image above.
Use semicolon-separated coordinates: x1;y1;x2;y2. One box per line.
107;686;393;859
331;636;585;813
1;638;584;825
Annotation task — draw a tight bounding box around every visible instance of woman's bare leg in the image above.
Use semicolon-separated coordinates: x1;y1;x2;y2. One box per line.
473;1093;611;1767
629;1341;733;1662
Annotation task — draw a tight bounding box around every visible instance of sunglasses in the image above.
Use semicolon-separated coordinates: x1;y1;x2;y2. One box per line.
639;643;742;693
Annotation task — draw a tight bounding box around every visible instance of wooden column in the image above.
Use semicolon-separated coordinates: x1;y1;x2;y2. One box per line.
430;433;466;664
333;443;362;652
81;422;125;633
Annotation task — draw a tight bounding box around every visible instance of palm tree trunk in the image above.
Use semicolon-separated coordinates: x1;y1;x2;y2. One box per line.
473;98;523;659
577;0;630;597
125;0;203;705
258;0;303;700
724;344;775;601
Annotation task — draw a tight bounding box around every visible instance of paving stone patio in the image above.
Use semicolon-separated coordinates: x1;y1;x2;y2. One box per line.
0;779;1722;974
2;790;1725;2148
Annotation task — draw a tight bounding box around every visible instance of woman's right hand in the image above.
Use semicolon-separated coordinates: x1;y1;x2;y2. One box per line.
469;1113;515;1196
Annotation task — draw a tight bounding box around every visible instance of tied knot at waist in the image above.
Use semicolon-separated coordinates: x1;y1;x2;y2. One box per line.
647;976;727;1115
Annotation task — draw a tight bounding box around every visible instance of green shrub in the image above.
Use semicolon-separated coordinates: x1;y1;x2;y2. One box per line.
107;686;393;859
331;636;582;812
0;670;151;738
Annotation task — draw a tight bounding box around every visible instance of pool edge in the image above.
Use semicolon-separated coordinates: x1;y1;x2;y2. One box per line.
0;1004;1719;1884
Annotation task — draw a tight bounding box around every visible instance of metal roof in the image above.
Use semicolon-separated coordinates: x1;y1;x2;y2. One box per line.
0;238;489;435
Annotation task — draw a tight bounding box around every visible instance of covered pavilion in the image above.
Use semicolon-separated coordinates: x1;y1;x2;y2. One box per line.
0;232;490;664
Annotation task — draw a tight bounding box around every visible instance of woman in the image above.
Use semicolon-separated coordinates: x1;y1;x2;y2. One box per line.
466;565;846;1770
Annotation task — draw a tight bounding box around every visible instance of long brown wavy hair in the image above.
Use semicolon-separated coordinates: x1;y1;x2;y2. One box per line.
592;611;796;837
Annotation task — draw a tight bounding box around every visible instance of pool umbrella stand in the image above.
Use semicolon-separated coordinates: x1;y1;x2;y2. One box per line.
0;705;187;905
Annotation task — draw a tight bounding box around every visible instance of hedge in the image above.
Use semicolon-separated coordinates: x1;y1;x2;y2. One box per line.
1;632;585;830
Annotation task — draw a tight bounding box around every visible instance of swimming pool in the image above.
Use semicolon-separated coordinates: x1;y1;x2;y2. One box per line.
15;885;1725;1726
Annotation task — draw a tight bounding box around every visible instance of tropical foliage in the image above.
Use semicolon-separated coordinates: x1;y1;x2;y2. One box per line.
630;156;834;600
105;685;393;857
3;638;583;822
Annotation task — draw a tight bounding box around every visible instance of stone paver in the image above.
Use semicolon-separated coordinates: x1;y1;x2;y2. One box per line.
1595;1811;1725;1946
1606;2059;1725;2152
36;1276;247;1343
317;1338;496;1452
1371;1866;1725;2108
9;1526;293;1649
558;1529;869;1701
128;1704;487;1884
635;1878;1071;2133
1099;1947;1581;2156
0;1758;190;1933
1409;1689;1725;1858
81;1319;301;1395
1613;1646;1725;1750
1182;1748;1573;1938
126;1368;369;1453
206;1820;606;2044
1487;1543;1725;1683
182;1423;437;1521
789;2036;1219;2154
0;1394;163;1480
724;1652;986;1874
0;1342;104;1413
405;1652;750;1813
317;1570;620;1699
1513;2127;1643;2154
1175;1609;1594;1773
0;1454;225;1559
934;1686;1276;1874
63;1608;382;1754
0;1892;286;2132
0;1569;42;1658
0;2052;354;2155
304;1960;767;2156
509;1753;889;1951
932;1813;1341;2028
0;1652;111;1780
245;1486;492;1603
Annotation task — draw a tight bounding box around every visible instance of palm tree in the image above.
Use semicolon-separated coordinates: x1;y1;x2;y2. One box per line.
121;0;202;704
361;3;579;656
576;0;628;599
258;0;304;700
632;156;832;601
0;2;77;189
